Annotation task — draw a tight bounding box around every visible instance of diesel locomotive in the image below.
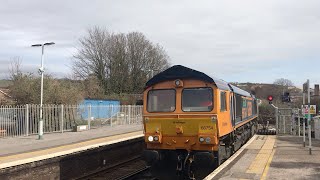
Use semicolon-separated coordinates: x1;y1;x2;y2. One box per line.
142;65;258;179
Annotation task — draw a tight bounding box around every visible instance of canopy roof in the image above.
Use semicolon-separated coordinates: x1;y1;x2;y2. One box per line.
145;65;252;97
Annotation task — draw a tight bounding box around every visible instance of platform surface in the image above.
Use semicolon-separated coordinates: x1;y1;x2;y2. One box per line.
267;136;320;180
206;135;320;180
0;125;143;169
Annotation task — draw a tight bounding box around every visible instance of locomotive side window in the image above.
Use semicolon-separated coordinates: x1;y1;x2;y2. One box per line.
253;99;257;115
182;87;213;112
220;91;227;111
147;89;176;112
235;94;243;123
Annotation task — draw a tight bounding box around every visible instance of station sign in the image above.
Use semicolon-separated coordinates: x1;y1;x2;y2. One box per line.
301;105;317;115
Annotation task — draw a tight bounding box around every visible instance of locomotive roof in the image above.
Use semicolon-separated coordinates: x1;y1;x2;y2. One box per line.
228;84;252;97
145;65;252;98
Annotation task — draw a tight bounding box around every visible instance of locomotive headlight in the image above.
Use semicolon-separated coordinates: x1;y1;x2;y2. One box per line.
153;136;159;141
175;80;180;86
148;136;154;142
174;79;183;87
205;137;211;143
199;137;205;142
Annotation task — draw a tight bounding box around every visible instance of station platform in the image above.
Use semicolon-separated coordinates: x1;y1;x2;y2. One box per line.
0;125;143;170
206;135;320;180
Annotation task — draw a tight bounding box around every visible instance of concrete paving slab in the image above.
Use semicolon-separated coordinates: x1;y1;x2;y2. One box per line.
267;135;320;180
0;125;143;170
0;131;143;169
0;124;142;156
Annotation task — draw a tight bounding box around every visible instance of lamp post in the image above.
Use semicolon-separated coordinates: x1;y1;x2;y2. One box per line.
31;42;55;140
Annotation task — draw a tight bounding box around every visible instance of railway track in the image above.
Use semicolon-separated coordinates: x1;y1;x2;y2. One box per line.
78;156;155;180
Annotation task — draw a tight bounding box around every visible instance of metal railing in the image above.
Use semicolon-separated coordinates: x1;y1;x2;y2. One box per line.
0;104;143;138
275;108;306;136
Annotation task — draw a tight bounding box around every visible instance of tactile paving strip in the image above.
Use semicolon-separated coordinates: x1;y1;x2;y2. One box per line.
246;136;275;175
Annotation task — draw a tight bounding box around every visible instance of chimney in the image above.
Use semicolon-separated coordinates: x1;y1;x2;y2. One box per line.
315;84;319;96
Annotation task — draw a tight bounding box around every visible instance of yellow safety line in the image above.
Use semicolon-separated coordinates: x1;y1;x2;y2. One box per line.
206;135;276;180
246;136;275;174
260;149;275;180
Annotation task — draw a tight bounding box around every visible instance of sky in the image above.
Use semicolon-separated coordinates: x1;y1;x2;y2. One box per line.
0;0;320;87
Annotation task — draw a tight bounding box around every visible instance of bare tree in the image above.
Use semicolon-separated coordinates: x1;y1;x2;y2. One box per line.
8;56;23;81
7;57;35;104
73;27;110;91
273;78;294;98
273;78;294;87
108;33;130;94
8;57;84;104
72;27;170;95
83;75;105;99
126;32;169;93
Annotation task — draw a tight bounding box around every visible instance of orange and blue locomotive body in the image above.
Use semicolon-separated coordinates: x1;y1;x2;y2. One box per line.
142;65;258;179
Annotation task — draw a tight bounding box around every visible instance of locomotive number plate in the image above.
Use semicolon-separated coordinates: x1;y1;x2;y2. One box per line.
200;126;214;130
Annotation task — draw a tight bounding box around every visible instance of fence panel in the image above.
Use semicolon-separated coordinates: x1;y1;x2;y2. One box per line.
0;105;26;138
277;108;299;135
0;104;143;138
63;105;80;131
277;108;289;134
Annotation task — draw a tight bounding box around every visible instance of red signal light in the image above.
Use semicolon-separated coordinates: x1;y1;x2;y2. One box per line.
267;95;273;101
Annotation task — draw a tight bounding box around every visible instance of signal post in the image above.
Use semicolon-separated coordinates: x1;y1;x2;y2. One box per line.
267;95;279;134
303;80;312;155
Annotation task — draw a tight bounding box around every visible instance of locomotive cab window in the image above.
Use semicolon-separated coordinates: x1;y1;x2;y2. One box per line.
147;89;176;112
182;87;213;112
220;91;227;111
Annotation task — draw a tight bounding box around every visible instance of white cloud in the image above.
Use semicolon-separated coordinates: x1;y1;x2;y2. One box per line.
0;0;319;85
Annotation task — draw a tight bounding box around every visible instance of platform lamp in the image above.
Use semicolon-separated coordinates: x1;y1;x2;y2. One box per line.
31;42;55;140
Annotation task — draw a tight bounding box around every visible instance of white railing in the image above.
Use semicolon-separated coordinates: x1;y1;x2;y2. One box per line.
0;104;143;138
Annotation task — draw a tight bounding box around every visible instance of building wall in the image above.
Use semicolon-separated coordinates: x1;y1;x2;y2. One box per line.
80;99;120;120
